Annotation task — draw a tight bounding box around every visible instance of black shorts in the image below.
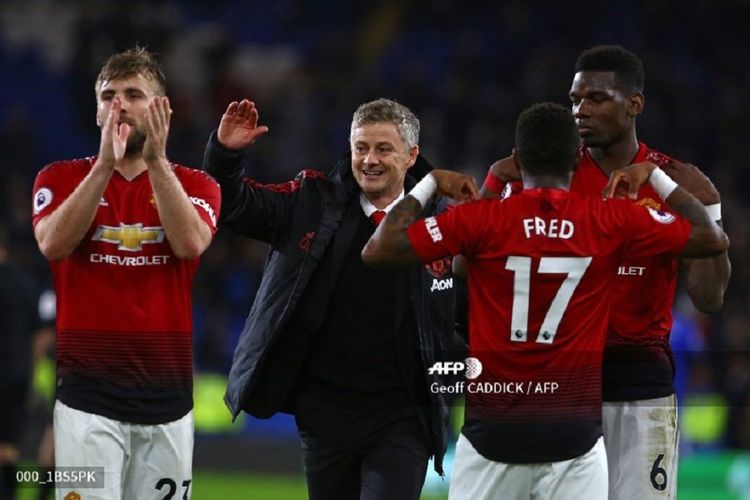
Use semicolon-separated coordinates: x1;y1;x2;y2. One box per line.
0;382;30;445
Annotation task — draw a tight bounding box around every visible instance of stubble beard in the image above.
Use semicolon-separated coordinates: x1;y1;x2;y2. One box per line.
124;127;147;158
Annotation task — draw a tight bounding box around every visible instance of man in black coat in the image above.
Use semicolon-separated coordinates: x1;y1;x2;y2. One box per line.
203;98;460;500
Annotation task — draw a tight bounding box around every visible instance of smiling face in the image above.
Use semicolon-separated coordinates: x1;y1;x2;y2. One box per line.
569;71;643;150
350;121;418;208
96;73;159;157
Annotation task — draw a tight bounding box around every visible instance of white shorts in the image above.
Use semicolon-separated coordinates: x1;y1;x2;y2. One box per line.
602;395;678;500
54;400;194;500
448;433;607;500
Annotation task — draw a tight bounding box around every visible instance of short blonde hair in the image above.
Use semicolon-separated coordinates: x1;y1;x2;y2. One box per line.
95;45;166;96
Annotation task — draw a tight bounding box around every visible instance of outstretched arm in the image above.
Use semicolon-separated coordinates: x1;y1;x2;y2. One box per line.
362;170;477;267
662;160;731;312
604;162;729;258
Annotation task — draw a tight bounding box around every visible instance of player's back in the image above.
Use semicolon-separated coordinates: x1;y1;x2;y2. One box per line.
455;188;689;463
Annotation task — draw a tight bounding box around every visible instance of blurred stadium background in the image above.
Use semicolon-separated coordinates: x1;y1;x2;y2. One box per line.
2;0;749;498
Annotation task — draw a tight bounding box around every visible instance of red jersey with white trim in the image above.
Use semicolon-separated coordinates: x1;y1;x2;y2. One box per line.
491;143;682;401
32;158;220;424
407;188;690;463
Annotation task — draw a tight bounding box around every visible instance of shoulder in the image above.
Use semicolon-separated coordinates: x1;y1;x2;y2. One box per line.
295;169;326;182
172;163;220;186
644;147;678;167
36;157;95;178
245;168;327;194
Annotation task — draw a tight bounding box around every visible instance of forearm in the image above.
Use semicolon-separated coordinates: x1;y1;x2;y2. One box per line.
202;130;259;223
34;161;113;260
149;159;212;259
662;188;728;258
682;218;731;312
203;130;243;188
362;196;424;266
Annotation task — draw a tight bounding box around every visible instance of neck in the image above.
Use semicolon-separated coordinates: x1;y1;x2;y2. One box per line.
587;132;639;175
522;173;572;191
114;156;149;180
364;191;402;210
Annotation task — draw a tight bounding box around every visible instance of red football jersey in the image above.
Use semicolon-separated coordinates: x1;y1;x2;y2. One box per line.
491;143;683;400
407;188;690;462
32;158;220;424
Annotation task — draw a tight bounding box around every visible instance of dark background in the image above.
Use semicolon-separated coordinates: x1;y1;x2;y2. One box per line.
1;0;748;487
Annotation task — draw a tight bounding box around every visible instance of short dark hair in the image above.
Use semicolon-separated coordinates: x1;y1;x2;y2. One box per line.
515;102;580;177
95;45;166;96
574;45;644;93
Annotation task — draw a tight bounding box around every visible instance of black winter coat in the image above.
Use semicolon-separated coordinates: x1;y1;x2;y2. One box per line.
203;132;458;473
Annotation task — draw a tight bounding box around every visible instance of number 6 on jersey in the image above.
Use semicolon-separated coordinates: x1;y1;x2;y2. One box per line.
506;256;592;344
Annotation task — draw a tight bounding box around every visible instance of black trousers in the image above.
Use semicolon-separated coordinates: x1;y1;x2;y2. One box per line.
296;390;431;500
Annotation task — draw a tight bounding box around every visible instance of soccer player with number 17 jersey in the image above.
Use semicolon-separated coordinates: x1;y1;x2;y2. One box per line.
480;46;731;498
362;103;727;500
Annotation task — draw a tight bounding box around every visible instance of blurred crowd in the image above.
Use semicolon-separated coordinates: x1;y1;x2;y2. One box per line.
0;0;748;452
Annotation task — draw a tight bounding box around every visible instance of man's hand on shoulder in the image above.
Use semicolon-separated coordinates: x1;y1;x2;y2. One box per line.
602;161;657;200
488;154;521;183
661;159;720;205
218;99;270;150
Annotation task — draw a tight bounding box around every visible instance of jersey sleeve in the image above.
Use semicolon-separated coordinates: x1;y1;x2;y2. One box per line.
619;203;692;258
406;200;491;262
31;162;79;227
181;169;222;235
483;170;522;201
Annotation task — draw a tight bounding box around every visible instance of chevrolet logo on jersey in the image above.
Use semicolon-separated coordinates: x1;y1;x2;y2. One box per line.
92;223;165;251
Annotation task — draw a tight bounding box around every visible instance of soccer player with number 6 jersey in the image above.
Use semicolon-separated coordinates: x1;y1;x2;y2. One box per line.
362;103;728;500
477;45;731;499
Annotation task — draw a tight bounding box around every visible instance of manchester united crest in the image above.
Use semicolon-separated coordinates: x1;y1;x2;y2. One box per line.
425;257;452;279
636;197;661;211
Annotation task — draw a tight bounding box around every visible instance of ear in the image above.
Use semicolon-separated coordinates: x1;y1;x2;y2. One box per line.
628;92;645;117
405;145;419;169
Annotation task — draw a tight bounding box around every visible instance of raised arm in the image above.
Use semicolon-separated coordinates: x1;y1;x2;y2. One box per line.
662;160;731;312
34;98;123;260
362;169;478;267
202;99;300;243
604;162;729;258
144;96;213;259
481;153;521;198
453;155;518;276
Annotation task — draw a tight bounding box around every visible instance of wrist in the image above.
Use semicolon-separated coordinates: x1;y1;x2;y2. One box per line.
146;156;170;171
704;202;721;222
648;167;678;200
93;156;115;172
408;173;438;208
484;169;506;194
